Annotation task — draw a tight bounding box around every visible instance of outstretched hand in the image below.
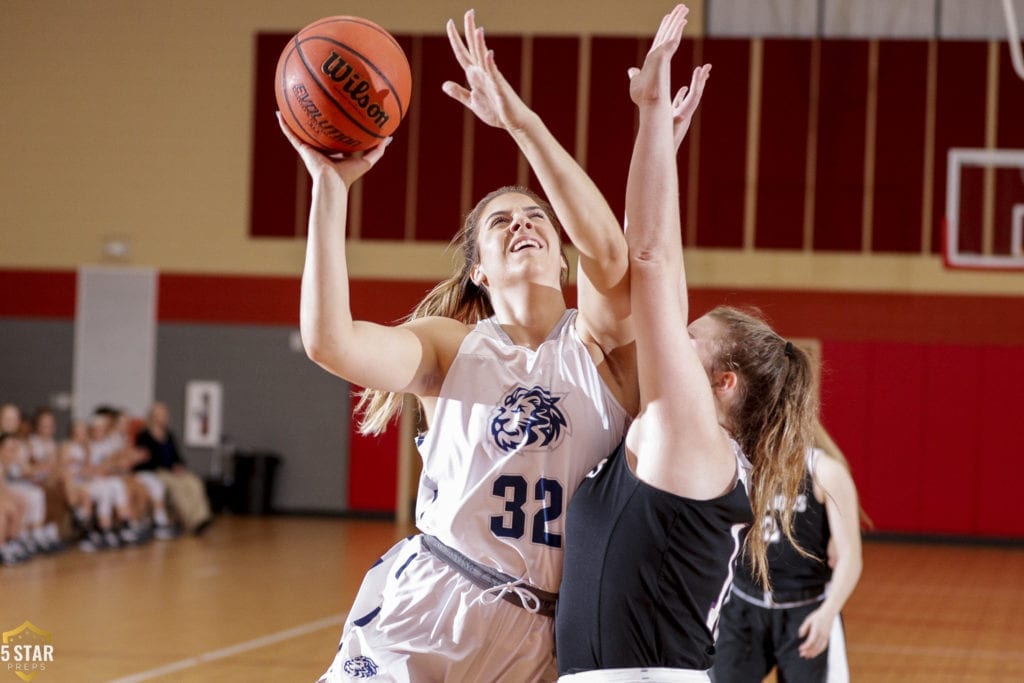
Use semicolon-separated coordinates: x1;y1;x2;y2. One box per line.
277;113;389;188
670;64;711;150
442;9;531;131
626;5;710;150
627;4;689;106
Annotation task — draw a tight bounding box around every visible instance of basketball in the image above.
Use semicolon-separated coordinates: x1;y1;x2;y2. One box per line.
275;16;412;154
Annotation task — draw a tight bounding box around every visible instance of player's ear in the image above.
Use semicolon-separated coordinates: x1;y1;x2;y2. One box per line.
470;264;488;289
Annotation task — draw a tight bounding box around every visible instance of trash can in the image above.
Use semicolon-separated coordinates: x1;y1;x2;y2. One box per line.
228;451;281;514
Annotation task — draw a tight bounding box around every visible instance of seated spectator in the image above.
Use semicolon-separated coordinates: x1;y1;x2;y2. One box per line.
27;407;70;544
0;403;21;436
135;402;213;535
94;406;180;541
83;409;144;548
0;473;30;566
1;426;62;554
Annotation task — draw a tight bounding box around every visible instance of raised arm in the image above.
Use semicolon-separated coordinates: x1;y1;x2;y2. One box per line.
442;10;630;346
623;5;732;499
798;452;864;659
280;118;464;396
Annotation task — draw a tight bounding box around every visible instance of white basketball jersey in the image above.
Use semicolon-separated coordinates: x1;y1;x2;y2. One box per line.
415;309;629;593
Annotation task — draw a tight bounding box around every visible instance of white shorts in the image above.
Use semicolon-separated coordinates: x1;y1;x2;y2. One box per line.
558;668;710;682
318;534;557;682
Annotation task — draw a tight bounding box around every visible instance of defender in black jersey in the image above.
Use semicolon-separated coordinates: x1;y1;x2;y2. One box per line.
710;444;864;683
557;441;753;674
555;6;819;681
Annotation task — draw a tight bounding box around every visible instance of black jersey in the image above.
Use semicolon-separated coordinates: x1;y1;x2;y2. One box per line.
734;449;832;598
555;440;753;674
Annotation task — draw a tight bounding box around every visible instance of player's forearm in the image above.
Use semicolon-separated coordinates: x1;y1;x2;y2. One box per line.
820;552;863;616
508;112;625;268
299;173;357;368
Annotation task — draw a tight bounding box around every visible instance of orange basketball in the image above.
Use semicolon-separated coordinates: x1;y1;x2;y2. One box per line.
275;16;412;154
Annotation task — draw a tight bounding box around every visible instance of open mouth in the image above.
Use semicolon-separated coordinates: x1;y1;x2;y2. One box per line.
509;237;542;253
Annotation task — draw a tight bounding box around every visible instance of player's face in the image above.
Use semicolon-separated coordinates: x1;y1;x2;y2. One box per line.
472;192;564;290
36;413;56;437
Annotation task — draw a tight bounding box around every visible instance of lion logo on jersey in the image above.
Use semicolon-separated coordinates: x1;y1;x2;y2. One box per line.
343;655;379;678
490;385;568;452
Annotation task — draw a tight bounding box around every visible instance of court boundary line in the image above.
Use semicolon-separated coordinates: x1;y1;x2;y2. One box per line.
106;613;346;683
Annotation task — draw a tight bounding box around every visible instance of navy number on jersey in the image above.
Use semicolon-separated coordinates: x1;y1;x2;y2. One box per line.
490;475;564;547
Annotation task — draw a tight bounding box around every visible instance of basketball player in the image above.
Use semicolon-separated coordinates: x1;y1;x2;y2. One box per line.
555;6;818;680
709;422;865;683
279;9;637;681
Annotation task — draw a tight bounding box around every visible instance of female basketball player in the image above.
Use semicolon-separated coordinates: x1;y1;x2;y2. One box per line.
555;6;818;680
709;422;866;683
279;9;636;682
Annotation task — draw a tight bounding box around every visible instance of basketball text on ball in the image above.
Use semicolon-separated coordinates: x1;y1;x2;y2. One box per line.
274;15;412;152
321;52;391;128
292;84;363;149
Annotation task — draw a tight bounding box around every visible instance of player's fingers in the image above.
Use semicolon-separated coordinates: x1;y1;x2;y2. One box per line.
441;81;471;106
627;67;640;81
446;19;472;70
673;86;689;108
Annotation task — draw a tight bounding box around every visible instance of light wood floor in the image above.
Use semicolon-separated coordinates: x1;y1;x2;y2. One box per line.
2;516;1022;682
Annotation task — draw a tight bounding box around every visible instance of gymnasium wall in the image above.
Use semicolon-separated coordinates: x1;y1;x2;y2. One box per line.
2;1;1023;534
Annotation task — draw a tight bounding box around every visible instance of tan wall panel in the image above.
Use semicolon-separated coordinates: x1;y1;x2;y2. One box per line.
0;1;705;276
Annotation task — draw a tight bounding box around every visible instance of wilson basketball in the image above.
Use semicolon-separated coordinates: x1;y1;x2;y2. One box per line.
275;16;412;153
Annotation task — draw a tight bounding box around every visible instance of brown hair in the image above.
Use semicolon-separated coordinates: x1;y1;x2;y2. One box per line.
355;186;565;435
706;305;818;589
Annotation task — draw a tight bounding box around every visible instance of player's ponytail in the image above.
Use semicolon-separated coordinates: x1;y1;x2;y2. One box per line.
708;306;818;590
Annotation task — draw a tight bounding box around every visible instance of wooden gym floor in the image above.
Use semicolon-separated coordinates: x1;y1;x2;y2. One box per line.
2;516;1022;682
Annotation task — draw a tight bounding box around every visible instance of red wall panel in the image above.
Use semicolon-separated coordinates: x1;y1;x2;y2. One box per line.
0;269;76;318
359;36;415;241
932;41;988;255
347;391;400;511
696;38;749;248
919;345;981;534
529;37;581;198
818;341;873;506
872;41;928;253
586;37;642;225
251;33;306;239
414;36;467;241
994;49;1024;256
755;40;811;250
814;40;869;252
976;346;1024;536
471;37;524;203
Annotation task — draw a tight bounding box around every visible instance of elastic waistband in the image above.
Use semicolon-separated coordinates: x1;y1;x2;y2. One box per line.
420;534;558;617
730;583;826;609
558;667;710;682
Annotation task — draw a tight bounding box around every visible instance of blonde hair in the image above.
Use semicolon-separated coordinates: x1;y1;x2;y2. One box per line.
707;306;818;589
355;186;565;435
